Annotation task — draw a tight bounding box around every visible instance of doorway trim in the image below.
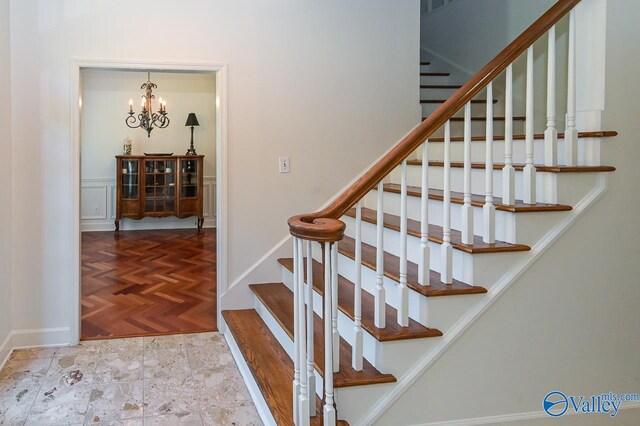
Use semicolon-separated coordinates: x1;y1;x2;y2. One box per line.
70;59;228;344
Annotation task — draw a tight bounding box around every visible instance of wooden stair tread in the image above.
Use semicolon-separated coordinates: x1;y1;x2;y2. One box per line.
420;61;431;66
425;130;618;143
421;72;450;76
434;116;527;122
338;236;487;298
382;183;573;213
421;99;498;104
406;160;616;173
278;258;442;342
250;283;397;388
345;207;530;254
222;310;349;426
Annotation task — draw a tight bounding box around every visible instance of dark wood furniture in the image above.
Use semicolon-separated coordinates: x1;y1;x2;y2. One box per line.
115;155;204;237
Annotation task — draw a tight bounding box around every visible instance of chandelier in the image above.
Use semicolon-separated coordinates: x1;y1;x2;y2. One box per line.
126;72;170;137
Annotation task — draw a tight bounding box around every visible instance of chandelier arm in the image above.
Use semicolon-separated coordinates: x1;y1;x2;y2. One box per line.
125;114;139;129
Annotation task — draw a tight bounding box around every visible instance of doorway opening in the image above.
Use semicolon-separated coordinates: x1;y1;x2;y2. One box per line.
76;65;223;340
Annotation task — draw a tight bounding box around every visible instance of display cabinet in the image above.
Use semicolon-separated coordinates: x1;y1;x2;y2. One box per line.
115;155;204;237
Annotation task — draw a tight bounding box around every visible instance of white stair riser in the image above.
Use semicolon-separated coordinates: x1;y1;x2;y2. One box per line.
341;214;529;287
364;189;565;246
418;136;602;166
425;120;526;139
420;87;461;98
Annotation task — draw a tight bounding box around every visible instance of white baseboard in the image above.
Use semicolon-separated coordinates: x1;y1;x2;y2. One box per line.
415;402;640;425
0;326;72;370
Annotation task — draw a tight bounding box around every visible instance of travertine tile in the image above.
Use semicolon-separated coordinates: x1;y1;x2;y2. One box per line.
143;412;203;425
55;340;101;357
84;380;144;423
100;338;143;354
194;363;252;409
143;334;186;351
0;333;260;426
10;347;59;361
184;332;225;349
144;375;199;418
94;351;143;383
25;381;92;425
201;404;263;426
44;353;97;387
143;348;191;380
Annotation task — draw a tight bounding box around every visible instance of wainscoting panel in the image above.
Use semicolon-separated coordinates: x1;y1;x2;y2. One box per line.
81;176;216;232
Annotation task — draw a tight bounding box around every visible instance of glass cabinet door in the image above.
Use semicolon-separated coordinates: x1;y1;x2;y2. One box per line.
144;160;177;213
181;159;199;198
121;160;139;199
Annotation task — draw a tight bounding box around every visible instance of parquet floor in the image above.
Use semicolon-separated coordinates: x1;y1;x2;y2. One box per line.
81;229;216;340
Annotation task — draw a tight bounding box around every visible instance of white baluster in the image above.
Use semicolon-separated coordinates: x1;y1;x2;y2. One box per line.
545;25;558;166
297;238;309;425
374;181;386;328
484;83;496;244
330;243;339;373
418;140;430;286
565;9;578;166
292;238;300;424
323;243;336;426
306;241;316;417
441;121;453;284
398;160;409;327
461;101;474;245
352;202;363;371
524;46;537;205
503;65;516;206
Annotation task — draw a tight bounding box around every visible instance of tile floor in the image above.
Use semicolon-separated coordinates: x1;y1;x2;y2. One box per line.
0;333;263;425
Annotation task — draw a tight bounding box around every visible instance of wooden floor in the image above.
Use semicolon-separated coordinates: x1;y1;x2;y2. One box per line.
81;229;216;340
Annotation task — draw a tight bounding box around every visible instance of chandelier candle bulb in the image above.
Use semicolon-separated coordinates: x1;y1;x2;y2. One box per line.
129;99;133;113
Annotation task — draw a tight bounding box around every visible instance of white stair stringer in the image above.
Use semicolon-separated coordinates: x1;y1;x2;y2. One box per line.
353;173;610;426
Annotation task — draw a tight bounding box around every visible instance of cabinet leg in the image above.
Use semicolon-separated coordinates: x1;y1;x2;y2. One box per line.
197;217;204;234
114;220;120;239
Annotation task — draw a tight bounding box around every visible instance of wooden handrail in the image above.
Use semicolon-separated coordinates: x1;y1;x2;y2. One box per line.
289;0;581;242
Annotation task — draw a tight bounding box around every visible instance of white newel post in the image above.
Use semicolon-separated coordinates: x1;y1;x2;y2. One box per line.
461;102;474;245
293;238;300;425
418;140;430;286
305;241;316;417
297;238;310;425
483;82;496;244
323;243;336;426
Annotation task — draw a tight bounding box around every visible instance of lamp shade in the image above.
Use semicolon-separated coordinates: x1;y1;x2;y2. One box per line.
185;113;200;127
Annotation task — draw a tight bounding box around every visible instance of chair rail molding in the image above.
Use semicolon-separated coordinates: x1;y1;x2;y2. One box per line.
70;59;228;345
80;176;216;231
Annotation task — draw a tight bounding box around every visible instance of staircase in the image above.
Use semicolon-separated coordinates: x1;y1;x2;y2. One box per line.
221;1;617;424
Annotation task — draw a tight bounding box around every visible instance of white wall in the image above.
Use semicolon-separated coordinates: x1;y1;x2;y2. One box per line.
80;70;216;231
0;0;13;362
8;0;420;344
379;1;640;424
